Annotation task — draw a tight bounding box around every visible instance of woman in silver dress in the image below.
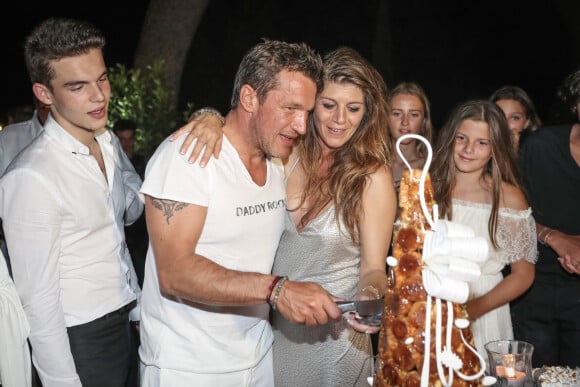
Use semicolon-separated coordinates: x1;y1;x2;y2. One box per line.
269;47;397;387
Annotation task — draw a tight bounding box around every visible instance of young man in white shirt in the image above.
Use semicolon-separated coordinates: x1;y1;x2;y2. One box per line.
0;17;142;387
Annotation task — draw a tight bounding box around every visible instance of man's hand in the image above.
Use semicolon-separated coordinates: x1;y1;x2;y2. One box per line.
170;113;225;167
274;280;342;327
559;254;580;275
549;232;580;274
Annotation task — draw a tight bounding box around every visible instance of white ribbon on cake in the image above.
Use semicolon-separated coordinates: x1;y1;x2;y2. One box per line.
422;219;488;304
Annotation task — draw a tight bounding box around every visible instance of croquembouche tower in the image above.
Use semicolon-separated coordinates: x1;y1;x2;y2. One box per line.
373;135;491;387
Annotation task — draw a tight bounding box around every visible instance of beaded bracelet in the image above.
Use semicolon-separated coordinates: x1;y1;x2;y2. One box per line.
190;107;225;125
266;276;283;303
270;276;288;311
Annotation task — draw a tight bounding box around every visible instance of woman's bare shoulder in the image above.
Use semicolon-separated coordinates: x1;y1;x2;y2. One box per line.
500;182;528;211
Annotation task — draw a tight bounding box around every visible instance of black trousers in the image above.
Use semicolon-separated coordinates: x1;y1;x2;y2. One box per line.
511;280;580;367
67;302;137;387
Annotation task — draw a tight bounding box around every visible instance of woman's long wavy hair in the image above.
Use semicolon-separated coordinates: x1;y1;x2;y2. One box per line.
294;46;391;242
430;100;520;248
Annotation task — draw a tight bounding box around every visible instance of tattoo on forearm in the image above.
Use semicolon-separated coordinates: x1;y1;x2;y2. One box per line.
149;197;189;224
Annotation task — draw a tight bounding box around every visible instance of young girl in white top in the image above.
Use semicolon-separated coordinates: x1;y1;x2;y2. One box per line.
430;100;537;357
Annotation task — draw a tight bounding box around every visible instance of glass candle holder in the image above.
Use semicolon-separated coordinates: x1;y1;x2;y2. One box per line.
484;340;534;387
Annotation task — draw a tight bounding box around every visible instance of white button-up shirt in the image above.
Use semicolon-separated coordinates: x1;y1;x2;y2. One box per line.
0;115;143;387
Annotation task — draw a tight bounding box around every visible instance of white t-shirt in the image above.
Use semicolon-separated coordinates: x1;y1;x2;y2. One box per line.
139;134;286;373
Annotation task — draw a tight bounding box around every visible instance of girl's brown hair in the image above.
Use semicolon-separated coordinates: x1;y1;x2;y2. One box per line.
430;100;520;248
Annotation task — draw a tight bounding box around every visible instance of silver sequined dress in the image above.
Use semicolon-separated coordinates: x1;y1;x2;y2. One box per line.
271;207;373;387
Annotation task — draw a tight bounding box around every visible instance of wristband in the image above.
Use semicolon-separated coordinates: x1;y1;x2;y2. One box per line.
270;276;288;311
537;227;550;242
190;107;225;125
542;229;555;246
266;275;283;303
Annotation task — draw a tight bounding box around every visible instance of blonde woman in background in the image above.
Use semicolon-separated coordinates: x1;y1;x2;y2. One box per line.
387;82;434;193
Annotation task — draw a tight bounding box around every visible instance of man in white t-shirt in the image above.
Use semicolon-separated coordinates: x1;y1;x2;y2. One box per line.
139;40;343;386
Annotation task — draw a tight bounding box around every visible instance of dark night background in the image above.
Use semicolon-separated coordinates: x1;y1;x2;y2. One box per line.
2;1;579;129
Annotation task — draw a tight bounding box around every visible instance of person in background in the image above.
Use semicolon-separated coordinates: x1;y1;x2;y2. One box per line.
387;82;434;194
489;86;542;279
0;96;50;176
139;39;343;387
0;17;142;387
511;69;580;368
171;46;397;386
430;100;537;359
0;97;50;283
113;119;148;288
111;118;146;387
489;85;542;153
113;119;147;178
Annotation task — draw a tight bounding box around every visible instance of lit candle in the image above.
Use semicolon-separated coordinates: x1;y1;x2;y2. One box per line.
496;365;527;387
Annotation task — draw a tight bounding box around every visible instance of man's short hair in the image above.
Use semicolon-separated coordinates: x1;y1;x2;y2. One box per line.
230;39;323;108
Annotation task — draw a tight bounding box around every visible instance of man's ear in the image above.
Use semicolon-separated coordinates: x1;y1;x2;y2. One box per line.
239;84;258;113
32;83;52;106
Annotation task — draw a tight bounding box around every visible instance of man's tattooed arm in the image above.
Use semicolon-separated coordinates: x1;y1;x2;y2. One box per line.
148;197;189;224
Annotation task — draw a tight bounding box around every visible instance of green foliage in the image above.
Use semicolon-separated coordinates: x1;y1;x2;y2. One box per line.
107;60;193;156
